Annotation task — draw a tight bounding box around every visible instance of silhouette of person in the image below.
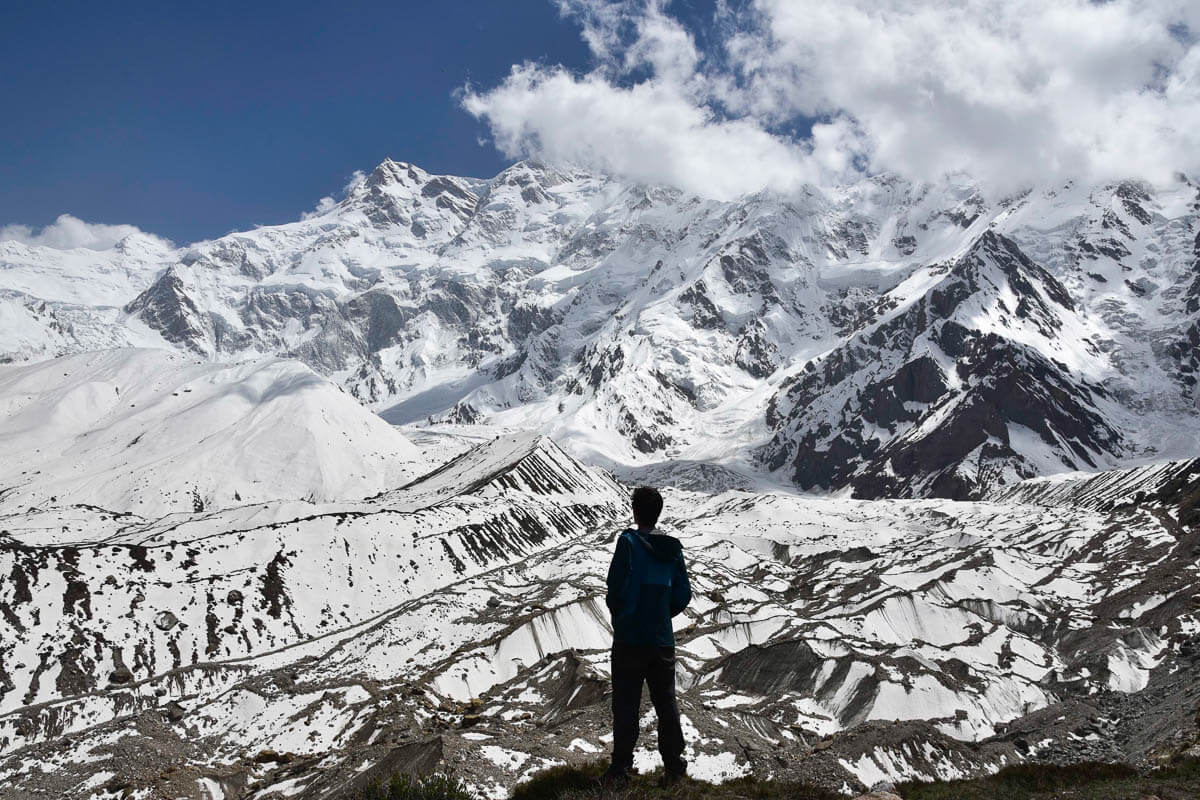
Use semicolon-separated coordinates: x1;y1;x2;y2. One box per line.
602;486;692;786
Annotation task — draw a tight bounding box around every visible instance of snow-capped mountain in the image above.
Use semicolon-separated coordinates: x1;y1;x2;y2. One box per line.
763;230;1124;498
3;160;1199;496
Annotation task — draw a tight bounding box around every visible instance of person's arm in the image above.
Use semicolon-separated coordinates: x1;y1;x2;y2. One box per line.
606;534;632;615
669;553;691;616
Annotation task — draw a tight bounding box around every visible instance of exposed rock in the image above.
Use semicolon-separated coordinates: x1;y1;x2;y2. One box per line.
154;610;179;631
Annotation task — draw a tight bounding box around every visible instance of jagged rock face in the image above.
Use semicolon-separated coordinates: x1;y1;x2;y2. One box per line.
2;441;1198;798
762;231;1124;498
124;268;213;352
4;162;1200;497
1164;228;1200;399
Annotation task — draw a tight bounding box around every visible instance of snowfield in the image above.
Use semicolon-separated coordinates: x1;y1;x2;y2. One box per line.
0;349;428;515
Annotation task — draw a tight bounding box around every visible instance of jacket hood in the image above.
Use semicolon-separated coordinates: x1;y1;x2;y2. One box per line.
633;530;682;562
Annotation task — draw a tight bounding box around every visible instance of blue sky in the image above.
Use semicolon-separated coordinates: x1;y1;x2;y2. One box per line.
4;1;1197;247
0;1;594;243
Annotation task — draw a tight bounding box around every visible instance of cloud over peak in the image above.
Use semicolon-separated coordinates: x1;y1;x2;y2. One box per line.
463;0;1200;197
0;214;172;251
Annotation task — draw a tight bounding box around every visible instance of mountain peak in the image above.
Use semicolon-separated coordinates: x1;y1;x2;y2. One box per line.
362;158;429;190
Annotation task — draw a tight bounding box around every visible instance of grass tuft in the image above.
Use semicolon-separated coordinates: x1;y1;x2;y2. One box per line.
898;760;1172;800
509;761;608;800
1153;755;1200;780
356;755;1200;800
508;761;838;800
356;771;476;800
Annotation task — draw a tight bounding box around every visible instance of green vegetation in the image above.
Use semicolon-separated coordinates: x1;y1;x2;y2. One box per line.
508;761;609;800
507;761;838;800
356;771;476;800
358;756;1200;800
899;757;1200;800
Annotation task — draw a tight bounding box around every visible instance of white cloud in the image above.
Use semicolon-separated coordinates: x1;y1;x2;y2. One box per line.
301;170;367;220
463;64;830;198
0;214;172;251
301;196;338;220
463;0;1200;196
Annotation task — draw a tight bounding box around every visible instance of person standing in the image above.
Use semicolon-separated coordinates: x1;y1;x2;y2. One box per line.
602;487;692;786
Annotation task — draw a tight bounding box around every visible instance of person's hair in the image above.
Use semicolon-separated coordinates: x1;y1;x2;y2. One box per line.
631;486;664;529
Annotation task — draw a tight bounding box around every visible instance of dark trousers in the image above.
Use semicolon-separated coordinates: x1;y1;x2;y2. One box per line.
610;641;687;775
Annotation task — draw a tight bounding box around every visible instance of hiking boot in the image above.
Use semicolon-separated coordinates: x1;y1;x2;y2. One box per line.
657;770;685;788
598;766;632;791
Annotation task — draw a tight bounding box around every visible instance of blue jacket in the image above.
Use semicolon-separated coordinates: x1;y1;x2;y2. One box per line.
605;528;691;647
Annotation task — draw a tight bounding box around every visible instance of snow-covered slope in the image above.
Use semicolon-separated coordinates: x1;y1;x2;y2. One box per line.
3;161;1199;497
0;349;427;515
0;234;172;361
1;434;1197;797
989;457;1200;511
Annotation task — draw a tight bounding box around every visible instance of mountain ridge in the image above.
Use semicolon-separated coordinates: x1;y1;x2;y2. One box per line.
3;160;1198;497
